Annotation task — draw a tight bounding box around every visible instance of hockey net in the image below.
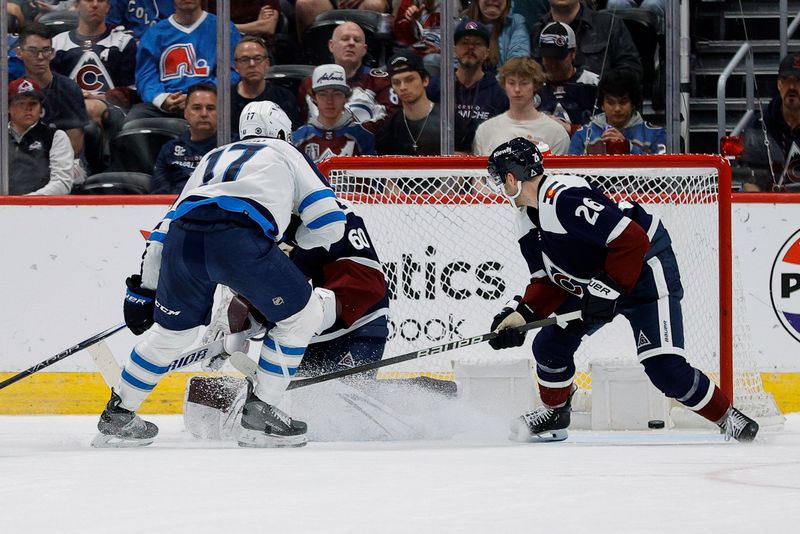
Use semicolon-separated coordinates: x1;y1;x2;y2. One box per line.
319;155;781;424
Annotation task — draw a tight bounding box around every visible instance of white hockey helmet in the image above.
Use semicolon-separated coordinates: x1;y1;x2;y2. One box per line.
239;101;293;143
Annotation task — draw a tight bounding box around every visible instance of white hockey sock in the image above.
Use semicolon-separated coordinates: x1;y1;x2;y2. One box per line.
254;333;305;405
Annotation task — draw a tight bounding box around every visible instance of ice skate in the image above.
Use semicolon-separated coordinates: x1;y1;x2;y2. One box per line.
510;386;576;443
719;407;759;442
91;391;158;448
237;381;307;448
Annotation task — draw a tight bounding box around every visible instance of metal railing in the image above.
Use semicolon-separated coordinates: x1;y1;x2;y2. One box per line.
717;43;755;143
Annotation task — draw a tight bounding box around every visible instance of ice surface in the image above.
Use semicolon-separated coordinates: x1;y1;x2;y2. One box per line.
1;409;798;533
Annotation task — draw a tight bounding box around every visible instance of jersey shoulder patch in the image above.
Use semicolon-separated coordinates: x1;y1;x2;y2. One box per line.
538;174;591;235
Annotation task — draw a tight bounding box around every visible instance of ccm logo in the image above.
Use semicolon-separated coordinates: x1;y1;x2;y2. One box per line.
155;300;181;316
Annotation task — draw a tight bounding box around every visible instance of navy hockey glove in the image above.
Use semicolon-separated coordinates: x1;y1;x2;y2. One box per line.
489;298;536;350
124;274;156;335
581;274;622;327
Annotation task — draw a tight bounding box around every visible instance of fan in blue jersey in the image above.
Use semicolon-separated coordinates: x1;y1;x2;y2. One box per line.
108;0;175;41
92;101;346;449
485;137;760;443
125;0;240;121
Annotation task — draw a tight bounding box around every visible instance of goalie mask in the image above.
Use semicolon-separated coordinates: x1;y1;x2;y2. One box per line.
239;101;293;143
486;137;545;205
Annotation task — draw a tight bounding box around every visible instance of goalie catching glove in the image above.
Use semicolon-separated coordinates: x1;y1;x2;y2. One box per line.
124;274;156;335
581;273;622;326
489;297;537;350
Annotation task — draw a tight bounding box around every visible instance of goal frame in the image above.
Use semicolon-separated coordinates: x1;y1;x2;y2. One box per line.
318;154;734;400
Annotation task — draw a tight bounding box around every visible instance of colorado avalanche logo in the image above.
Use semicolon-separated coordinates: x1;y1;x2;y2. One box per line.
770;228;800;342
160;44;210;81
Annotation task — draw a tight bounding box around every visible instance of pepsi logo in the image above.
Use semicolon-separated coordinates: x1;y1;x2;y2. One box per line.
770;228;800;342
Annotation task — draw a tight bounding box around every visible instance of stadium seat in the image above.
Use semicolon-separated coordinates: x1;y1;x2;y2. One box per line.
38;11;80;34
266;64;315;95
108;126;182;174
609;8;663;106
73;172;152;195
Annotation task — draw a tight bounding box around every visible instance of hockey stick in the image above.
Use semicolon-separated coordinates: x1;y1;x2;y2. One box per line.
229;310;583;390
0;323;127;391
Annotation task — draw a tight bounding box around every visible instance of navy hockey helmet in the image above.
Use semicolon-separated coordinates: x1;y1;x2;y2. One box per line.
486;137;545;194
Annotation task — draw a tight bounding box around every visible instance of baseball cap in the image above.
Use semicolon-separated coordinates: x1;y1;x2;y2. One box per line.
8;77;45;102
538;21;576;59
311;64;352;96
454;18;490;45
778;53;800;78
387;53;428;77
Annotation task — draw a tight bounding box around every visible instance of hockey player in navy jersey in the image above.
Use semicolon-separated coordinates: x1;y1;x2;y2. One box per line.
485;137;760;443
93;101;346;448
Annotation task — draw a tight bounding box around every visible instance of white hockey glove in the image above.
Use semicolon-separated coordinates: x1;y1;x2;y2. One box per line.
314;287;338;335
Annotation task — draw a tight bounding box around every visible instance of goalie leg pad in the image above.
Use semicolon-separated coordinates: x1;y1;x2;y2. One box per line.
183;376;248;440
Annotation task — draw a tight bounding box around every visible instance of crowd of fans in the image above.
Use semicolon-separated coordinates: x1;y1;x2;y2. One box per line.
4;0;787;195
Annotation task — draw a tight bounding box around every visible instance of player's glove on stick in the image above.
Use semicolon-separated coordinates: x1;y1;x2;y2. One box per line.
581;273;622;326
489;297;536;350
124;274;156;335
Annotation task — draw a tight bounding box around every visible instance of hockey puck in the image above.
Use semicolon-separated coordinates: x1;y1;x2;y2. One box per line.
648;419;665;429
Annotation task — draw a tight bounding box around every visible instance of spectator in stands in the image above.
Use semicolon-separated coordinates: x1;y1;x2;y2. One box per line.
462;0;530;71
126;0;240;121
297;21;398;125
15;23;89;181
394;0;441;77
531;0;642;78
7;2;25;29
568;68;665;155
231;36;300;136
7;78;74;195
293;64;376;163
473;57;570;156
51;0;138;126
108;0;174;40
739;54;800;192
376;52;439;156
151;83;217;194
204;0;281;37
511;0;551;33
295;0;389;40
535;21;599;135
427;18;509;153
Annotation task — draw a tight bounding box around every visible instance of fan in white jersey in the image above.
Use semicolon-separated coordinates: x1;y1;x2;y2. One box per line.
92;101;346;448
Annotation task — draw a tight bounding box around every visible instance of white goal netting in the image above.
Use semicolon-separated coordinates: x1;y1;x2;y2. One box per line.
320;155;781;422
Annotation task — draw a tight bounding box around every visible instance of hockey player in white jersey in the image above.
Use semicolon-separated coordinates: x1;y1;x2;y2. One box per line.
93;101;346;448
485;137;759;443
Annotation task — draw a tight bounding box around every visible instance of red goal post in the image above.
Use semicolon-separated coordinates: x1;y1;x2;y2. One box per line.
319;154;740;401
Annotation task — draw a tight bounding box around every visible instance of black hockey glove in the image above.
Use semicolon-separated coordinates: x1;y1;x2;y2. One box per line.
489;298;536;350
124;274;156;335
581;273;622;327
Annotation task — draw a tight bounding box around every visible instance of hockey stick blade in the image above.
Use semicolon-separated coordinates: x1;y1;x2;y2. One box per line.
0;322;127;391
230;311;582;390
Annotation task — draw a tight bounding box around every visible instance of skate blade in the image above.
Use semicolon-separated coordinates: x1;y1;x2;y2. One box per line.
509;419;568;443
237;427;307;448
90;432;154;448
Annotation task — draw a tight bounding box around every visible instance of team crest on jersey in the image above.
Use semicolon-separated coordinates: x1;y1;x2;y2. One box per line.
160;44;210;80
71;54;115;92
368;68;388;78
543;253;585;297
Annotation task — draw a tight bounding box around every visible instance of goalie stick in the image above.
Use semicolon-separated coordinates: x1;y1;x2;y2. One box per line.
229;310;583;390
0;323;126;391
